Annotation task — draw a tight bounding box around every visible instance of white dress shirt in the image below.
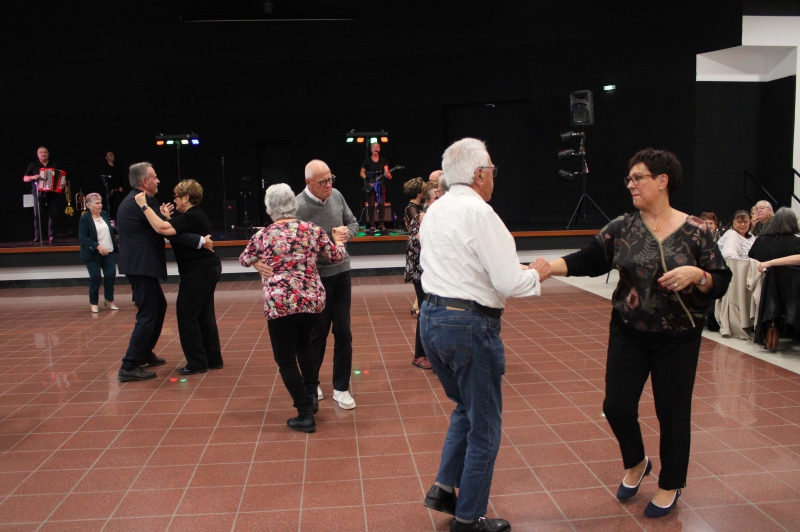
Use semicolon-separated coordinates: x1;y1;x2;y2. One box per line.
93;216;114;252
419;185;540;309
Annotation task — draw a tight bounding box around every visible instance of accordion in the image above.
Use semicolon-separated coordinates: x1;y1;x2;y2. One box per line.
37;168;66;193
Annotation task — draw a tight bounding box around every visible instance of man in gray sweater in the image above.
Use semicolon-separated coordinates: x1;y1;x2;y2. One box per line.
296;159;360;409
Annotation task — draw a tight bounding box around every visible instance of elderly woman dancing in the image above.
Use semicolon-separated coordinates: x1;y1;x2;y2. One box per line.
240;184;347;433
135;179;223;375
544;148;730;517
79;193;118;313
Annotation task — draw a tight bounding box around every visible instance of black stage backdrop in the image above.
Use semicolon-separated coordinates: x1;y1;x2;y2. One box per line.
0;1;796;240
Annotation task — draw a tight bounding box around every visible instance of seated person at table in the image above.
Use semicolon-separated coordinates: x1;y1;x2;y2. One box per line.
717;210;756;262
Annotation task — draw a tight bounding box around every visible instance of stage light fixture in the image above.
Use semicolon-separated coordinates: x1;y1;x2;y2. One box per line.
356;137;365;143
154;133;200;179
156;140;165;146
560;131;584;142
346;137;354;143
370;137;377;144
180;139;189;145
166;140;175;145
380;136;388;143
191;138;200;145
604;85;616;91
345;131;389;144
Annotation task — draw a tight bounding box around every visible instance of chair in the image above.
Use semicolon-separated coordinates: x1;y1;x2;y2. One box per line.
714;258;762;340
753;266;800;346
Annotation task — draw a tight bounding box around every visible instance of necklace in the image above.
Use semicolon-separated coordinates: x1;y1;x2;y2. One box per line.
643;210;670;233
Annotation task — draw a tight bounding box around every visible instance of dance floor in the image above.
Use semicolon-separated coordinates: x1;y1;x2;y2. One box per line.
0;277;798;531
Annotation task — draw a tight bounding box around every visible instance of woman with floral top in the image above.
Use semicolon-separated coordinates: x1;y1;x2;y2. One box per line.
544;148;730;518
240;184;346;433
405;181;439;369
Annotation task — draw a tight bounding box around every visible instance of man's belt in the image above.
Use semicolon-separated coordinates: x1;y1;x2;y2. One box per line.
424;294;503;319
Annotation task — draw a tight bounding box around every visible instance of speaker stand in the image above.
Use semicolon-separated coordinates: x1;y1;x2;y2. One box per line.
566;174;609;229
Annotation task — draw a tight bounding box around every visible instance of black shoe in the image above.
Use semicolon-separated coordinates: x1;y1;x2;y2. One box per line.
287;415;316;433
118;366;157;382
451;517;511;532
617;457;652;500
310;393;319;414
177;367;207;375
208;363;224;370
424;485;457;516
644;489;681;518
141;352;166;367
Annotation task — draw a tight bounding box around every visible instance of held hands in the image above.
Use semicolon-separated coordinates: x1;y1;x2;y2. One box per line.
658;266;703;291
253;259;274;279
202;235;214;252
331;226;349;244
160;203;174;219
530;258;552;282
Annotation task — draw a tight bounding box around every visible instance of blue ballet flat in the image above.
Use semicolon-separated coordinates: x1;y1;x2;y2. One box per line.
616;457;652;500
644;489;681;518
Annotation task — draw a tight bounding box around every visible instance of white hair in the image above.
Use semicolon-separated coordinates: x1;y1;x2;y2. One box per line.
264;183;297;220
441;138;489;187
304;159;329;179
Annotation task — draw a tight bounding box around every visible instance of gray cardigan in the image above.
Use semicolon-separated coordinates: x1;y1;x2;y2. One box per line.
295;188;359;277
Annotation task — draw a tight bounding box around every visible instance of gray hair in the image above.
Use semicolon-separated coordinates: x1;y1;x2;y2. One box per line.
129;162;153;188
756;200;774;214
304;159;329;179
264;183;297;221
441;138;490;187
85;193;102;207
761;206;799;236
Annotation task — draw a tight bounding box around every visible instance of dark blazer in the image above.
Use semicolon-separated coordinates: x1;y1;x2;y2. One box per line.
117;189;202;281
78;210;117;261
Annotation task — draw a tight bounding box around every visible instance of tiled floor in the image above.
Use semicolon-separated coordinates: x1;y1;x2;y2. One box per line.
0;276;799;531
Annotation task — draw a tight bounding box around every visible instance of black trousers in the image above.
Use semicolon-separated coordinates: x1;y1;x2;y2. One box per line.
84;253;116;305
33;191;58;240
310;270;353;392
176;264;222;371
121;275;167;370
268;313;319;415
413;280;427;360
603;320;702;490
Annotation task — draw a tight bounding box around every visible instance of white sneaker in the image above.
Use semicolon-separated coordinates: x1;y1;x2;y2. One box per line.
332;389;356;410
317;386;324;401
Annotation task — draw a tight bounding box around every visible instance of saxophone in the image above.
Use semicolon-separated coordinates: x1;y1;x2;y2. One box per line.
64;181;74;216
75;189;86;213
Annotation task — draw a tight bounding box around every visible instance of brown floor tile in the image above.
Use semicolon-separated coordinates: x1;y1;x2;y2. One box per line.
113;488;184;518
49;490;126;521
299;506;366;532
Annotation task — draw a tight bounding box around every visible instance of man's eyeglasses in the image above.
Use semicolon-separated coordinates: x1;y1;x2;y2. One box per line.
313;175;336;187
480;166;498;178
623;173;656;187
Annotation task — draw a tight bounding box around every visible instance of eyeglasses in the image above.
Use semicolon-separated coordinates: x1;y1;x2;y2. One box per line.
313;175;336;187
479;166;498;178
755;206;769;211
623;173;656;187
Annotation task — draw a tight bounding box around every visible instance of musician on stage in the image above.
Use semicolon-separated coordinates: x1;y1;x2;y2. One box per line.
102;151;125;222
359;142;392;231
22;146;59;244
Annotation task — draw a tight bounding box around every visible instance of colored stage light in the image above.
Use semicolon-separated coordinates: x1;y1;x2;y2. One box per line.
603;85;616;91
369;137;377;144
166;140;175;145
356;137;365;143
156;140;165;146
170;377;177;382
191;138;199;145
363;370;369;375
180;378;187;382
180;139;189;145
346;137;354;143
354;370;361;375
380;137;388;143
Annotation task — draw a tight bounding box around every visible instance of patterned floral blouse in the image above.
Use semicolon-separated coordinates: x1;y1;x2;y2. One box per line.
239;220;345;320
404;215;422;283
563;212;731;332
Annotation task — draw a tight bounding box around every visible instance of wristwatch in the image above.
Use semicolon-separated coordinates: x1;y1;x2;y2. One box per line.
698;272;708;286
140;204;148;212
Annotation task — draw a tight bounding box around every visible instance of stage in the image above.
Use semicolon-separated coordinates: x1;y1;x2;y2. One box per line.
0;229;596;287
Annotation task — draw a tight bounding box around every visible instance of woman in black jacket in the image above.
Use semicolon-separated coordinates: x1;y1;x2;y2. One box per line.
136;179;223;375
748;207;800;263
78;193;118;313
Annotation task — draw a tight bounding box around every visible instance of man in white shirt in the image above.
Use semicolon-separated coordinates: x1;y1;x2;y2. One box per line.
419;138;550;532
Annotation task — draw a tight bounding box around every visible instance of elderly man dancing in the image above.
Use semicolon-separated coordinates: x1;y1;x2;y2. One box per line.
419;138;549;532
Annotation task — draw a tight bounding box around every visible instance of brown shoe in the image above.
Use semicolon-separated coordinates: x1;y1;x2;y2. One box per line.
412;357;433;369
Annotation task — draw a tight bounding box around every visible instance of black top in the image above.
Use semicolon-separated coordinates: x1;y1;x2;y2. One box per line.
748;234;800;262
117;190;202;280
168;206;220;275
563;212;730;332
25;160;58;194
404;201;422;231
101;163;124;193
361;156;388;179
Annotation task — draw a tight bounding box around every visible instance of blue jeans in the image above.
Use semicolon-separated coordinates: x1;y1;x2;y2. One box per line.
420;301;505;521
